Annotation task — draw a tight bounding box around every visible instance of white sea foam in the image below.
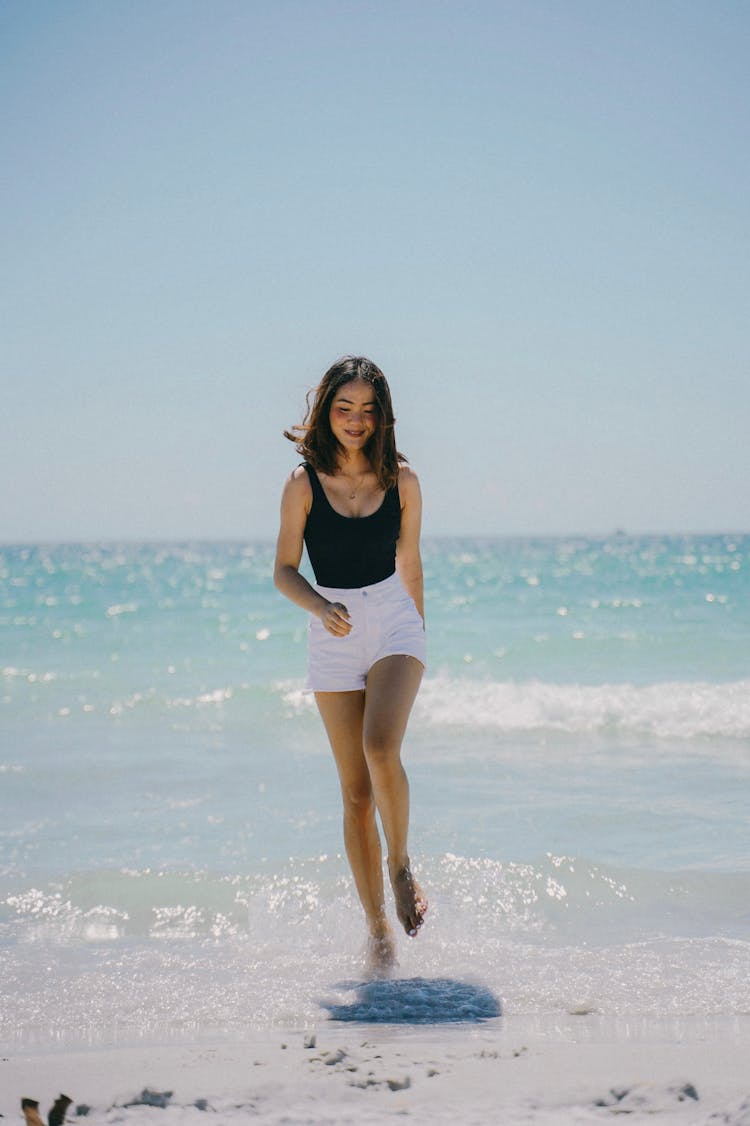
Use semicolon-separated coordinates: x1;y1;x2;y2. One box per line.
414;677;750;740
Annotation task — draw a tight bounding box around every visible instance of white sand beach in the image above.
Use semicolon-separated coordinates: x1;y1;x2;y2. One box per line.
3;1015;749;1126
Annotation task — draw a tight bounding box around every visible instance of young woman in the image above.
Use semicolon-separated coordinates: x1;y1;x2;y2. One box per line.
274;356;427;969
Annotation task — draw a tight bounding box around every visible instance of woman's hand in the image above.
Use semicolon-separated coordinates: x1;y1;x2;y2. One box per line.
319;601;352;636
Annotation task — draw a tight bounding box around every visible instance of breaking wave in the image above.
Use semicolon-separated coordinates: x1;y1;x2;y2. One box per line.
412;676;750;740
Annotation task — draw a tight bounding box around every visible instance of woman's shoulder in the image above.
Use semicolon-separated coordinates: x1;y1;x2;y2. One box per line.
397;461;420;485
397;462;421;501
281;464;313;506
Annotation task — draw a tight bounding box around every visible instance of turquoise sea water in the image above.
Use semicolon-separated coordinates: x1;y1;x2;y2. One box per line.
1;535;749;1048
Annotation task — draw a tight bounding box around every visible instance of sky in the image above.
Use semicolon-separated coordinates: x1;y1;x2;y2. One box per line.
2;0;749;541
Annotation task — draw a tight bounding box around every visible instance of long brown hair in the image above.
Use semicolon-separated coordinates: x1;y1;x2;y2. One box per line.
284;356;406;491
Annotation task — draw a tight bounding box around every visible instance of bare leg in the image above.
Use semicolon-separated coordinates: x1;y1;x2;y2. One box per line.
314;689;397;968
363;655;427;936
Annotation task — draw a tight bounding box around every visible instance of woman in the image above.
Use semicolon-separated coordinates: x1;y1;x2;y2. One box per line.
274;356;427;969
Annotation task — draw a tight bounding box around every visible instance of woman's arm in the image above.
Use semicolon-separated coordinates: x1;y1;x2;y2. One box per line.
396;464;424;622
273;467;351;635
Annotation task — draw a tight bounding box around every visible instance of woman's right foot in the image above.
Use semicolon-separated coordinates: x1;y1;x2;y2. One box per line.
365;930;397;976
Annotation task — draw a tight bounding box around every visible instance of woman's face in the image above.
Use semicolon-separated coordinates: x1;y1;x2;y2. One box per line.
329;379;378;453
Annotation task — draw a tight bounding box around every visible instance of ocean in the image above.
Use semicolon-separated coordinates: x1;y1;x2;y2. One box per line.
2;534;749;1050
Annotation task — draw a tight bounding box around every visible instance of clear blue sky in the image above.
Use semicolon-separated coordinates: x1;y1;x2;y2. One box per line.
2;0;748;540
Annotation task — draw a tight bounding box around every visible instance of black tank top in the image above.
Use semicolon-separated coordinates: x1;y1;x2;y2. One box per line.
303;464;401;588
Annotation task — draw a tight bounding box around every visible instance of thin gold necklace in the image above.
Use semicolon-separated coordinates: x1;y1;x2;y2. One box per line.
346;472;366;499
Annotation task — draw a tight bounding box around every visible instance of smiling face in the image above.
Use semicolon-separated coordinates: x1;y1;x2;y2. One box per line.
287;356;401;489
328;379;379;454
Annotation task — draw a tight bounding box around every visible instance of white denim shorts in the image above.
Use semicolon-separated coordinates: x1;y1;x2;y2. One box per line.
306;570;426;693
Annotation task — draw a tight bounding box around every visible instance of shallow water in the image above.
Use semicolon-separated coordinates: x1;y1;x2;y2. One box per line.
2;536;749;1048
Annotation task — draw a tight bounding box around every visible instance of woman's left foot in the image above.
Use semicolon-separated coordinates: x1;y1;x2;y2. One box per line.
389;861;428;936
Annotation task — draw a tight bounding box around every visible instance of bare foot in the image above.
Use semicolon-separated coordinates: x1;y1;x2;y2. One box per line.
365;931;397;977
389;861;428;936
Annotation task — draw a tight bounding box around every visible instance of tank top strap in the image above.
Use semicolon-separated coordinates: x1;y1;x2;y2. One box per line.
302;462;324;501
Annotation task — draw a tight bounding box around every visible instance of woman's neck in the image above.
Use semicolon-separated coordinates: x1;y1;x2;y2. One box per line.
335;451;372;477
